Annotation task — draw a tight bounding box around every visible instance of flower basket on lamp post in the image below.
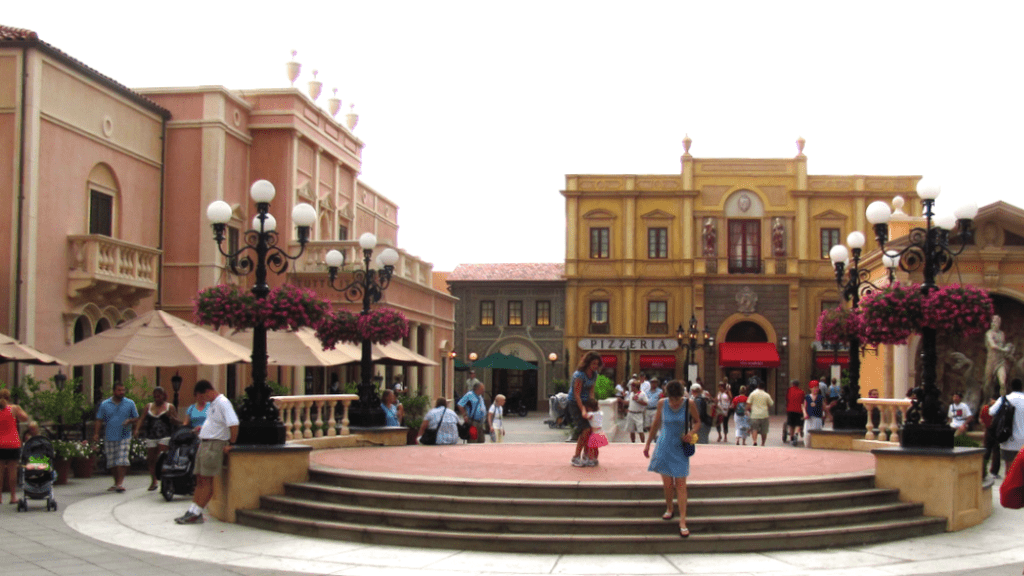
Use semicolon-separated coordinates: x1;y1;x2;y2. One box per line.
855;283;925;346
922;283;993;336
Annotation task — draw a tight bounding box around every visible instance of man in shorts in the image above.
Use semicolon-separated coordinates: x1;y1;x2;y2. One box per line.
175;380;238;525
784;379;807;446
625;379;648;443
747;381;774;447
92;382;139;493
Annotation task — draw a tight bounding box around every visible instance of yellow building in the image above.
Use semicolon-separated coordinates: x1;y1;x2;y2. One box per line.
561;137;924;408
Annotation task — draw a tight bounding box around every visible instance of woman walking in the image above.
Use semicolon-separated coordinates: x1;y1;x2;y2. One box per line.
643;380;701;537
715;382;732;442
136;386;177;491
569;351;602;467
0;389;30;504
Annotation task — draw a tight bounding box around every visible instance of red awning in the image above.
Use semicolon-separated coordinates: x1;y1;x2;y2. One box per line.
815;354;850;370
718;342;780;368
639;354;677;369
600;354;618;368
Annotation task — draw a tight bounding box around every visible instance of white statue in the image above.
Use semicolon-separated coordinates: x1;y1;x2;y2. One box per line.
984;315;1014;394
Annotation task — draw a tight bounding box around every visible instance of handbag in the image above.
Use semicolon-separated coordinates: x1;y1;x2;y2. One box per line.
679;398;696;457
419;407;444;445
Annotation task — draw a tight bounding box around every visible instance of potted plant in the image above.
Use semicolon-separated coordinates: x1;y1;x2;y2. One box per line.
51;440;75;485
70;439;101;478
402;395;431;445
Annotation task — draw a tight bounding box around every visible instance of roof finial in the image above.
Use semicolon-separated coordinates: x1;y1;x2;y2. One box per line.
796;136;806;157
308;70;322;102
682;134;692;156
346;103;359;130
328;88;341;117
286;50;301;86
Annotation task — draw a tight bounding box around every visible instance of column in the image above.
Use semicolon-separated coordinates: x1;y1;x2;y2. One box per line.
407;321;419;394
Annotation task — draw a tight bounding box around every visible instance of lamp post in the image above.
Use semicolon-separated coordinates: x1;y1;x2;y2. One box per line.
865;181;977;448
445;351;456;397
170;372;183;408
827;231;874;430
676;314;714;382
324;233;399;427
206;179;317;445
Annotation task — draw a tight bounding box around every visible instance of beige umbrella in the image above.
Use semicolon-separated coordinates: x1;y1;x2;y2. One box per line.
371;341;439;366
228;327;360;366
0;332;65;365
55;310;255;367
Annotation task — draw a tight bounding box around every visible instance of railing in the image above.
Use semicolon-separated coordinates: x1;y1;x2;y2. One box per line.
727;258;763;274
288;240;435;288
67;235;161;299
858;398;912;443
271;394;359;440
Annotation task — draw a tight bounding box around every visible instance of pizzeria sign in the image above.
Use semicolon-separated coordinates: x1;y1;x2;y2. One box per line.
578;338;679;351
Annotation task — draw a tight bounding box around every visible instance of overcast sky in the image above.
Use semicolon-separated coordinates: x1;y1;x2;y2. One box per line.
8;1;1022;270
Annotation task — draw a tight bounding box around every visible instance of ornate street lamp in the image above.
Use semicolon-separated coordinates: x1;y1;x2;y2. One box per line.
676;314;714;382
324;233;399;427
865;181;977;448
206;179;317;445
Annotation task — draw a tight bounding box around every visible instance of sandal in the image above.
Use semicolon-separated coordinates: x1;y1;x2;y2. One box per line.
114;486;126;493
661;510;673;520
107;486;119;492
148;484;158;491
679;526;690;538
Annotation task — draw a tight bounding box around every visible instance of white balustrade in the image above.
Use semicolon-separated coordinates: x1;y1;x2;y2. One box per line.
858;398;911;444
272;394;359;440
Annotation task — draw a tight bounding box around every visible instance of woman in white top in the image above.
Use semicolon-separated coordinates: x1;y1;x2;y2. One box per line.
715;382;732;443
488;394;506;443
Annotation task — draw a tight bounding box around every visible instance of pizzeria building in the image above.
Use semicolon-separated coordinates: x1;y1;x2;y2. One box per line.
561;137;923;408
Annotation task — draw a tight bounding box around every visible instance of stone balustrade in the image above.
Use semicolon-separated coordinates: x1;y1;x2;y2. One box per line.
288;240;434;289
859;398;911;443
67;234;161;303
272;394;359;440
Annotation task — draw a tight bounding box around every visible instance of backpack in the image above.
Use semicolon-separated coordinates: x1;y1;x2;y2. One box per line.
995;396;1016;444
735;401;746;417
696;397;713;427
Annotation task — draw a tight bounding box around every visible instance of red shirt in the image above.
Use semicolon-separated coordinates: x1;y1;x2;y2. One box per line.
0;405;20;449
731;395;748;409
787;386;806;412
980;405;993;428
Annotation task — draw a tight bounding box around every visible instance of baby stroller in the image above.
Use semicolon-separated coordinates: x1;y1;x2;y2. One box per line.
17;436;57;512
157;427;199;502
545;392;570;429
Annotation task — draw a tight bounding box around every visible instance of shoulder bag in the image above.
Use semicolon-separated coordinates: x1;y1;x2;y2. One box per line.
679;399;696;457
420;408;444;445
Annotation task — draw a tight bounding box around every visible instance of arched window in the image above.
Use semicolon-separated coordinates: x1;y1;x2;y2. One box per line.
87;164;119;237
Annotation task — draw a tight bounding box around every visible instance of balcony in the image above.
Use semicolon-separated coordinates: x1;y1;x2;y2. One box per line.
288;240;436;290
728;258;764;274
67;235;161;306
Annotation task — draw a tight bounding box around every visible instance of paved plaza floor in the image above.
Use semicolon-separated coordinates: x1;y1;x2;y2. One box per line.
2;413;1023;576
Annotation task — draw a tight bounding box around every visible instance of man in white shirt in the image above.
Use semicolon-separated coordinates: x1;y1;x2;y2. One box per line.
747;382;775;447
991;378;1024;471
175;380;238;525
947;392;973;436
624;380;648;443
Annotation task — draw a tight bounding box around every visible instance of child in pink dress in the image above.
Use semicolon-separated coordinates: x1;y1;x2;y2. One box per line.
583;397;609;467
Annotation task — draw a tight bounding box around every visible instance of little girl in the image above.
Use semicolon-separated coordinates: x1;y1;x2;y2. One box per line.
583;397;608;466
488;394;505;443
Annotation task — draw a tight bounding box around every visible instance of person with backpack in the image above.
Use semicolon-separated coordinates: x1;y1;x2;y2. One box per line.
991;378;1024;472
690;383;713;444
732;385;750;446
980;392;1002;479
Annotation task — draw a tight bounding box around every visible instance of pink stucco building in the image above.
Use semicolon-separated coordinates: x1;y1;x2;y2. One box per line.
0;25;455;406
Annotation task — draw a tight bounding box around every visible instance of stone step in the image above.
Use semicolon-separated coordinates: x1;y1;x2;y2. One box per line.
258;494;927;535
307;467;878;500
283;481;902;518
235;509;947;554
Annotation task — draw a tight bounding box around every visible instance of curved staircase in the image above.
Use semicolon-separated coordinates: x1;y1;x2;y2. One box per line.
236;467;946;553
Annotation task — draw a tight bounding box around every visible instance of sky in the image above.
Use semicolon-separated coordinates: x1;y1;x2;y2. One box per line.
7;1;1023;270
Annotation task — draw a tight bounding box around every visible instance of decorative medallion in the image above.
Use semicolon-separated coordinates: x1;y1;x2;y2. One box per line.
736;287;758;314
738;193;752;213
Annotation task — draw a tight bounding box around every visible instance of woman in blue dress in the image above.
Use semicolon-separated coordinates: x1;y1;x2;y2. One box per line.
381;390;404;427
643;379;701;537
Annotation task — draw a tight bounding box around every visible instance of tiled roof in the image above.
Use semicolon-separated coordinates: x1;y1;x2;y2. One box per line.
0;24;170;118
448;263;565;282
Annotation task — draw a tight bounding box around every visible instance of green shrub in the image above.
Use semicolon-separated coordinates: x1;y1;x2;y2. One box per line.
594;375;615;400
550;379;569;394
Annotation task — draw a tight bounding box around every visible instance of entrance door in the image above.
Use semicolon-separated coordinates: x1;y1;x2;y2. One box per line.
493;367;539;410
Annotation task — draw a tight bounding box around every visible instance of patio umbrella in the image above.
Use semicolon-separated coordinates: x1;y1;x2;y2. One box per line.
228;327;360;366
371;342;439;366
0;332;65;365
55;310;255;367
473;352;537;371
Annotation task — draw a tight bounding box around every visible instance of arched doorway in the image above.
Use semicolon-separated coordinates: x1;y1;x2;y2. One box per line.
717;318;781;407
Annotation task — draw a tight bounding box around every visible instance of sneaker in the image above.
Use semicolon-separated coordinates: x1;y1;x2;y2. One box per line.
571;456;585;467
586;459;598;467
174;511;204;525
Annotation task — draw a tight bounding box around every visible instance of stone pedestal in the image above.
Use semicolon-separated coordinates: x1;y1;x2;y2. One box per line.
872;446;991;531
808;428;864;450
208;443;311;523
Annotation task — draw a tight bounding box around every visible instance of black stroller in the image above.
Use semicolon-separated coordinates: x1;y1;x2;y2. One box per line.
17;436;57;512
157;427;199;502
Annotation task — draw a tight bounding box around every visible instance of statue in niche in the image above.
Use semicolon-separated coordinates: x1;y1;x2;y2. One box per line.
984;315;1014;395
736;287;758;314
702;218;717;257
771;217;786;257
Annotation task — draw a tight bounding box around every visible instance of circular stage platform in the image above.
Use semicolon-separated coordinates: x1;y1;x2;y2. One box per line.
310;442;875;483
